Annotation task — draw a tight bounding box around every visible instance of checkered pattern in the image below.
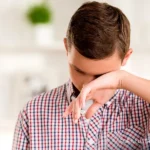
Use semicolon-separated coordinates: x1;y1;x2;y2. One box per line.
12;79;150;150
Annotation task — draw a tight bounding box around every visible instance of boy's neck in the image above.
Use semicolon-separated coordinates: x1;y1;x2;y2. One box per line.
72;83;80;98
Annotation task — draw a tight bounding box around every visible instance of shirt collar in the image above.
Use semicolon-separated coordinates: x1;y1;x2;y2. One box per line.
66;79;74;104
66;79;119;108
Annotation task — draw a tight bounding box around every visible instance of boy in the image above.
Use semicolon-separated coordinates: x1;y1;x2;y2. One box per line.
12;1;150;150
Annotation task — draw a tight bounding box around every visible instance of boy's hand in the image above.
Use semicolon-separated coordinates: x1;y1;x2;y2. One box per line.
63;70;126;124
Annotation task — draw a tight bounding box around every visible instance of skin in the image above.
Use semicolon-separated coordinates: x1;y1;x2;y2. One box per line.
64;69;150;124
122;71;150;102
63;38;133;124
64;38;132;91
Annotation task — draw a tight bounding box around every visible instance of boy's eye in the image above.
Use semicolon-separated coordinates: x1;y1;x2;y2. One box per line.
75;69;84;74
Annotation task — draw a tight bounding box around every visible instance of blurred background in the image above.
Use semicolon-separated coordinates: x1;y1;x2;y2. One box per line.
0;0;150;149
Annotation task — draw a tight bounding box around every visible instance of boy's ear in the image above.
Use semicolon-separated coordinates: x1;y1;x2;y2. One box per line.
122;48;133;66
63;38;68;55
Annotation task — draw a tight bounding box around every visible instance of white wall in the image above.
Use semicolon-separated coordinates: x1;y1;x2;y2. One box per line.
0;0;150;50
0;0;85;46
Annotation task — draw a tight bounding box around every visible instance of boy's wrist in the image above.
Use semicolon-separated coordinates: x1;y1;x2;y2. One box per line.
119;70;130;89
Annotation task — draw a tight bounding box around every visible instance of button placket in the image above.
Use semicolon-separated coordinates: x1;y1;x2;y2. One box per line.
79;114;89;140
84;107;103;149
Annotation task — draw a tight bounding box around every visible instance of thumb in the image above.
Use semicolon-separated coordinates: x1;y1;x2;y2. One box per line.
85;101;101;119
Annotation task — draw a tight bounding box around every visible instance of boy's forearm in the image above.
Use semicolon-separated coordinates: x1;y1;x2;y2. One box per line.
121;71;150;103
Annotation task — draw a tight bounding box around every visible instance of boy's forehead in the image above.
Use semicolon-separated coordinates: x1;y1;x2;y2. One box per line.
70;63;109;77
68;46;122;75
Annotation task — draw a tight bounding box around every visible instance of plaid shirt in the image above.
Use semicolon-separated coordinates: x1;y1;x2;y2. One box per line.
12;79;150;150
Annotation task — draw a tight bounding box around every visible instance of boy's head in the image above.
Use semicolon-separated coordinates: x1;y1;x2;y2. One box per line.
64;1;132;91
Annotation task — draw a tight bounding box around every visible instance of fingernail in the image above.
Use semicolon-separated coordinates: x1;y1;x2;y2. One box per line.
75;114;77;119
82;102;85;108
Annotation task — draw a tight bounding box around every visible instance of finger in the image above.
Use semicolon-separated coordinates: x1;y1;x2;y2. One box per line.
80;86;91;108
63;102;73;118
85;101;101;119
73;98;81;124
86;91;93;101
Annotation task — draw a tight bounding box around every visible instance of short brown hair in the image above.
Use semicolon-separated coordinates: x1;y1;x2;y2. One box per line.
66;1;130;60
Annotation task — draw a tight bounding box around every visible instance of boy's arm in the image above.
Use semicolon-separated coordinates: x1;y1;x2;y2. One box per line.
122;71;150;103
63;70;150;122
12;106;29;150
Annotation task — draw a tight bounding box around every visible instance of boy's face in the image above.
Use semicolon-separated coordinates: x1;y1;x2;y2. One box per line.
64;39;131;91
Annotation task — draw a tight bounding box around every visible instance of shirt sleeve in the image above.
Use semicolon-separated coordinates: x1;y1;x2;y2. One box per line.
12;106;29;150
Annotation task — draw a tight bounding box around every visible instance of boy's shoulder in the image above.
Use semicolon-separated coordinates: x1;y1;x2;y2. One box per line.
23;82;67;112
